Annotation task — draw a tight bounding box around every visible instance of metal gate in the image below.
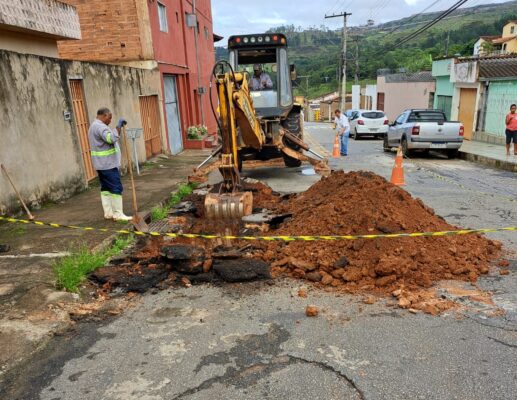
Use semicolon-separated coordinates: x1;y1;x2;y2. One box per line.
69;80;96;181
163;75;183;155
436;95;453;121
139;95;162;158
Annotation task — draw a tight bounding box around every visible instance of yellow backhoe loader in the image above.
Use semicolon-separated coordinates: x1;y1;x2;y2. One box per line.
196;33;328;219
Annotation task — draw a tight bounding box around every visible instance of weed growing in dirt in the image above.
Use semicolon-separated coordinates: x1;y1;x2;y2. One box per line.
150;183;197;221
53;235;134;292
151;205;169;221
168;183;196;208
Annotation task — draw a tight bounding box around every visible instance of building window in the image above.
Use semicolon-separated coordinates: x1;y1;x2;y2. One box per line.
204;26;209;40
503;43;507;52
158;2;168;32
511;26;515;34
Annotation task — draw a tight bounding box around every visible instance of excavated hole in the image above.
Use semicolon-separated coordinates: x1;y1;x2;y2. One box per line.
88;172;508;316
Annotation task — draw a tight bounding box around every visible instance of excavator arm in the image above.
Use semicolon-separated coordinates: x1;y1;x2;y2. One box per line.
216;67;264;192
202;61;328;219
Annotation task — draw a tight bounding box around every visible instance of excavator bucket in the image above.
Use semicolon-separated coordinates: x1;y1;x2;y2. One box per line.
204;192;253;219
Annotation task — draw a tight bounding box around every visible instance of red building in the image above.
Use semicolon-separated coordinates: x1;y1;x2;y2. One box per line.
58;0;219;154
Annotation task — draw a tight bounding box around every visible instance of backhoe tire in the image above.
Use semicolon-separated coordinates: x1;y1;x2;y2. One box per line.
281;109;303;168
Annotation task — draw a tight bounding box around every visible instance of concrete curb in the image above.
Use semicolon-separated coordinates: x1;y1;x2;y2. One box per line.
458;151;517;173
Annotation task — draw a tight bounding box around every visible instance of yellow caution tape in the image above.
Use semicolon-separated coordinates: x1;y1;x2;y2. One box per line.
1;216;516;242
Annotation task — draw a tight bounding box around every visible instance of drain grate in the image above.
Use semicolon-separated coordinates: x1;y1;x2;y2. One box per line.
145;220;171;233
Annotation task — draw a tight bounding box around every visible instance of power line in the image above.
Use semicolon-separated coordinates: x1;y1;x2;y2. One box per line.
387;0;443;34
391;0;469;49
360;0;469;65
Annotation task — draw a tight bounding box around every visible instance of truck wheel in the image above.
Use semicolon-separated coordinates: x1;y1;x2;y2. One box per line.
383;135;391;152
446;149;459;159
401;137;412;158
282;109;303;168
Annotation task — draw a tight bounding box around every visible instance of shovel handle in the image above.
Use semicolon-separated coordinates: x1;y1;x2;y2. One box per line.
121;126;139;219
1;164;34;220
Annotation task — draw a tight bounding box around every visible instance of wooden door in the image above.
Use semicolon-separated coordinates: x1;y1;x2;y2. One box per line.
69;80;96;181
377;92;385;111
139;95;162;158
458;88;477;140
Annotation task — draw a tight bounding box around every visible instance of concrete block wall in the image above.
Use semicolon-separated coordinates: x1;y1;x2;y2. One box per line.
58;0;152;62
0;0;80;39
0;49;162;215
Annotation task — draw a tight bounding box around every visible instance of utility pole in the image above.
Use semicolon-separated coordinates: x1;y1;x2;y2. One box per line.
354;36;360;84
445;30;450;57
325;12;352;111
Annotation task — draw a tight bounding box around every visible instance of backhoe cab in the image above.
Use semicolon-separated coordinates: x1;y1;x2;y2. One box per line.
197;33;328;220
228;33;303;167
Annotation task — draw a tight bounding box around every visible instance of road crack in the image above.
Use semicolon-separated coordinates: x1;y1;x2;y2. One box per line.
487;336;517;349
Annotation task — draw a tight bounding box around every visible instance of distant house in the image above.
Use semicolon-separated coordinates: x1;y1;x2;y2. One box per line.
376;71;435;122
473;20;517;56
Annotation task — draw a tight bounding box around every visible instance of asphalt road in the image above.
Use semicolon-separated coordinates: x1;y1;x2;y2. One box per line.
4;122;516;400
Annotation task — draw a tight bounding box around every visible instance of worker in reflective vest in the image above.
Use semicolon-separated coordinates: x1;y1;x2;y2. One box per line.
88;107;132;221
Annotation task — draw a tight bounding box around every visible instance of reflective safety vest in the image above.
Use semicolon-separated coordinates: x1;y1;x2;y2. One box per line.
88;119;121;171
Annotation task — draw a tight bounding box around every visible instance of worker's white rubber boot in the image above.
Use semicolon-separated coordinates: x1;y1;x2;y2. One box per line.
111;195;132;221
101;192;113;220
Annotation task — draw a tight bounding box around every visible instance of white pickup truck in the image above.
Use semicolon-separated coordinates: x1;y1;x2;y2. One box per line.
383;109;464;158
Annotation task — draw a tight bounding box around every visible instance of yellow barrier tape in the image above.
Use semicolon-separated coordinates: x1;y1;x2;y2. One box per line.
1;216;516;242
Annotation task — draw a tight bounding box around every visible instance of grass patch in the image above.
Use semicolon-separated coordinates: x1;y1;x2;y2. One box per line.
149;182;197;221
168;183;195;208
151;205;169;221
53;234;134;293
10;224;27;237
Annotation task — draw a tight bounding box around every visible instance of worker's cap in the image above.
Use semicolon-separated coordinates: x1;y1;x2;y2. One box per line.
253;64;261;70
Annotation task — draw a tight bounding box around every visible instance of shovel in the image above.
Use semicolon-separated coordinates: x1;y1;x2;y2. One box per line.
121;126;149;232
1;164;35;221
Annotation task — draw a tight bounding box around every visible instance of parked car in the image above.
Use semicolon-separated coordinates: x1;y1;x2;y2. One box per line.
384;109;464;158
345;109;359;120
349;110;389;139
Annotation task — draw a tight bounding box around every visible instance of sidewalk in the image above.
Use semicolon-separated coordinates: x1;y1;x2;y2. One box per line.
0;150;207;383
459;140;517;173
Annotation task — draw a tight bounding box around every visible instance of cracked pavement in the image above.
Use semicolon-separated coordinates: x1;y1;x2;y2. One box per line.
2;123;516;399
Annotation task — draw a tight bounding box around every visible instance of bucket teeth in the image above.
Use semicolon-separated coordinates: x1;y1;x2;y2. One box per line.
204;192;253;219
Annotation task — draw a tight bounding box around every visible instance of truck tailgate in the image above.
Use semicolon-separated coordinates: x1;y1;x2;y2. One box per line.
416;122;462;141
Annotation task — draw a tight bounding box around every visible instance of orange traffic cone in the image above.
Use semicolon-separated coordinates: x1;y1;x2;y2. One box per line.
332;135;340;158
390;147;405;186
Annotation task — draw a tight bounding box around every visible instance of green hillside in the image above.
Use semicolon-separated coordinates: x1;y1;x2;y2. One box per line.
215;1;517;99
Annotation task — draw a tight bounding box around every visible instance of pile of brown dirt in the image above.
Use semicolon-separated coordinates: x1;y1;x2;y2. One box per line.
257;171;501;295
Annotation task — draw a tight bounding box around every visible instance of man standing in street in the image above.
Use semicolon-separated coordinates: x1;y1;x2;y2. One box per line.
88;107;132;221
505;103;517;156
334;109;350;156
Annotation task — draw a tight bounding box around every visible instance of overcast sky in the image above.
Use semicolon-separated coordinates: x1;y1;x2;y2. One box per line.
212;0;510;42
